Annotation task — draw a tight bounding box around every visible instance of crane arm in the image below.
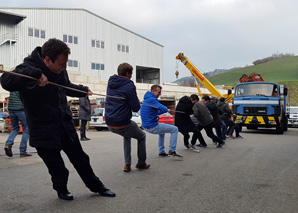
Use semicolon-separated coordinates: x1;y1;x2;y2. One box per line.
176;53;223;99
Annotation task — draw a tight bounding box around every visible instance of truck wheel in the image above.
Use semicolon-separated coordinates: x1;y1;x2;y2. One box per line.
95;127;103;131
284;117;288;131
276;123;284;134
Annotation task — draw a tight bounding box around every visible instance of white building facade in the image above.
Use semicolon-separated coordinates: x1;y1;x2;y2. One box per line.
0;7;163;83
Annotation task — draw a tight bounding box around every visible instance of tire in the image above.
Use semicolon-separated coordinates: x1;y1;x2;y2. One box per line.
276;123;284;134
95;127;103;131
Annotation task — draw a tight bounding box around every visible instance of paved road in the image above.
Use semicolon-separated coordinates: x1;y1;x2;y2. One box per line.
0;127;298;213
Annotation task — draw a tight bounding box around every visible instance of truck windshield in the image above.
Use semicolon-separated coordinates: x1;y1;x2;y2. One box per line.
235;83;277;97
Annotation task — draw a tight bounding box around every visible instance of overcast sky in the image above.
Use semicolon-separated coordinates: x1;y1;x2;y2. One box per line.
2;0;298;82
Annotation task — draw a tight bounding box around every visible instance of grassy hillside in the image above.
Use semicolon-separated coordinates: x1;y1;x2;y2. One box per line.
207;56;298;106
208;56;298;86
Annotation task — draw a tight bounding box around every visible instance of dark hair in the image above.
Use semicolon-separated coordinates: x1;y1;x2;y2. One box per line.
118;63;133;76
151;85;162;92
190;94;199;101
41;38;70;62
202;95;211;102
219;97;226;102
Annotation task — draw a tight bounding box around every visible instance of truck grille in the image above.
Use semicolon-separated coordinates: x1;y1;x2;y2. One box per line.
243;107;267;115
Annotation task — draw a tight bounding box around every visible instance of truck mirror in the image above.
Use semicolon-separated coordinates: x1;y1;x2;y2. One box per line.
228;89;232;95
284;88;288;96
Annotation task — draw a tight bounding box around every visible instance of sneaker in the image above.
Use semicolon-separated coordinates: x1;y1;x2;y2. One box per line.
216;141;225;148
196;144;207;148
169;151;183;158
185;144;191;149
236;135;244;139
123;164;131;172
4;146;13;157
189;144;200;153
159;152;169;157
227;135;236;139
135;163;150;169
20;153;32;157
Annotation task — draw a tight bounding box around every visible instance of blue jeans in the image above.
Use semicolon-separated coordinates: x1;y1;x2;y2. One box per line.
6;110;29;154
145;123;178;154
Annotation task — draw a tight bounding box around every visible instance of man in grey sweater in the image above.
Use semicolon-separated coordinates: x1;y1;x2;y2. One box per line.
190;94;225;148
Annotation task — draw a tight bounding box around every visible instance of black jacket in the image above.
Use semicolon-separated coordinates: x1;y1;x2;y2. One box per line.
205;101;221;127
79;96;91;121
174;96;194;130
1;47;88;148
218;101;232;121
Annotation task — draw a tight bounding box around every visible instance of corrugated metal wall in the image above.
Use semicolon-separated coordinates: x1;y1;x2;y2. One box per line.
0;8;163;82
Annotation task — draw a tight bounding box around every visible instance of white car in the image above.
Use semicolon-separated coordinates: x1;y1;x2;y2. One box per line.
89;108;142;131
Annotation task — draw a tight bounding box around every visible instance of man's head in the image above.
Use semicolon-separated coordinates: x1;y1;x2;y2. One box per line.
41;38;70;74
219;97;226;103
190;94;199;104
201;95;211;105
151;85;162;98
118;63;133;79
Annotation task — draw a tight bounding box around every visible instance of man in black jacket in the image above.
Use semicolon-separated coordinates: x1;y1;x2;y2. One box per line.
174;95;205;152
1;38;115;200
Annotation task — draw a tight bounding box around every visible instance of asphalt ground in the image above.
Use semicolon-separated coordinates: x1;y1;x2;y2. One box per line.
0;127;298;213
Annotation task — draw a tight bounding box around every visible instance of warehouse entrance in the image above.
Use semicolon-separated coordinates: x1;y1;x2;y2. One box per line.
136;66;160;84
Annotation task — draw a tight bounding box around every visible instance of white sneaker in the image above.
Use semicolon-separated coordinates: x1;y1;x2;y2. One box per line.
189;144;200;153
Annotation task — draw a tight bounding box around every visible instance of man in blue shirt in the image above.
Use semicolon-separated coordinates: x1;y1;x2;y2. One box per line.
141;85;183;158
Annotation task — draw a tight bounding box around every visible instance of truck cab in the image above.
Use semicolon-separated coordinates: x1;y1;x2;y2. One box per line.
233;82;289;134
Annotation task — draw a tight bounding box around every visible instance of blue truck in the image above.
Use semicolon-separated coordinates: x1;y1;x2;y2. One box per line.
232;80;289;134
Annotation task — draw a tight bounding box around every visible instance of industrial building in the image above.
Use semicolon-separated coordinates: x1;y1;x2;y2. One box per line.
0;7;163;83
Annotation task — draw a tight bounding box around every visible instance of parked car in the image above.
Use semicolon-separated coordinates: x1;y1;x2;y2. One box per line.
158;112;174;124
89;108;143;131
89;108;106;131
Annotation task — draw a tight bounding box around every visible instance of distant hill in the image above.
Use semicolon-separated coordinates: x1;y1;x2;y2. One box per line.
207;56;298;86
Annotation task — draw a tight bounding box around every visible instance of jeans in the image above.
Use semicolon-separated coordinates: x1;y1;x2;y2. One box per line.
109;121;146;165
221;120;227;139
145;123;178;154
6;110;29;154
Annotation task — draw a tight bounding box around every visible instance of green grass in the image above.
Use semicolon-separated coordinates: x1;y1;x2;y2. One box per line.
208;56;298;86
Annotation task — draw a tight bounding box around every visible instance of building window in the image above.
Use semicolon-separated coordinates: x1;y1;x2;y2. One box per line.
41;30;45;39
117;44;130;53
74;36;78;44
68;35;73;43
91;63;105;71
63;34;67;42
68;60;78;68
34;29;39;38
28;28;33;37
91;39;105;49
63;34;78;44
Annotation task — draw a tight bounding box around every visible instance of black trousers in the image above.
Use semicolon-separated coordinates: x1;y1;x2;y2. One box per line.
36;129;104;194
198;122;224;145
80;119;88;137
179;123;206;146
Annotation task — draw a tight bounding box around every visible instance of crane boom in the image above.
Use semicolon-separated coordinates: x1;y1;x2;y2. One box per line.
176;53;224;99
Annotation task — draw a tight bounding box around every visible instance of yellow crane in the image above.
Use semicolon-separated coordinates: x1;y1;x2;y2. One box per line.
176;53;233;103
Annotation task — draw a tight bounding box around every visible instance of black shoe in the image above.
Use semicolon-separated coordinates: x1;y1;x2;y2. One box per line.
80;137;88;141
158;152;169;157
98;186;116;197
85;137;91;140
58;192;74;200
4;146;13;157
20;153;32;157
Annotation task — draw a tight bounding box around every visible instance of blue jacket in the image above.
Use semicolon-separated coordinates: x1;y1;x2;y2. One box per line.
105;75;140;126
140;91;168;128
